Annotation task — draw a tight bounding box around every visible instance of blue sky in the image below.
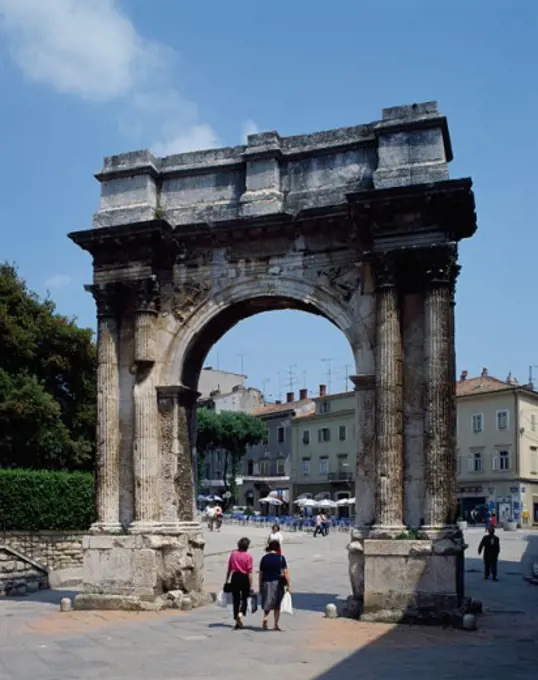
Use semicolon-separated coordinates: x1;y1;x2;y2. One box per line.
1;0;537;399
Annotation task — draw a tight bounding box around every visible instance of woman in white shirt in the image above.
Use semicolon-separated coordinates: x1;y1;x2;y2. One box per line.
267;524;283;554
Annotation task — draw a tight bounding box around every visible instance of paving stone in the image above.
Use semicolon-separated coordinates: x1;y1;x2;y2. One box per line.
1;525;538;679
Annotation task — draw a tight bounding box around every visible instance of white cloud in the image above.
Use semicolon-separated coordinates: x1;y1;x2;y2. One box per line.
0;0;218;153
45;274;72;289
152;124;220;157
242;119;260;143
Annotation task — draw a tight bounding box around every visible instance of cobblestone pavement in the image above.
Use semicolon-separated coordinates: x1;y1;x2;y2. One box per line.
1;525;538;680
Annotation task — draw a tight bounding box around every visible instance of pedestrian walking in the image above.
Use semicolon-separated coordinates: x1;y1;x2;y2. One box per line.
205;504;215;531
267;524;283;553
313;513;323;538
214;504;223;532
478;526;500;581
224;537;254;629
259;539;291;631
321;513;330;536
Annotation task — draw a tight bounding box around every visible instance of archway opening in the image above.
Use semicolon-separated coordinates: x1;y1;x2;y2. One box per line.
180;296;349;393
183;302;356;522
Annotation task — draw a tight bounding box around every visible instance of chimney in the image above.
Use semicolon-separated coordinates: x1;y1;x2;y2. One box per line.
299;388;308;400
460;370;468;381
481;367;488;378
319;384;327;397
286;391;295;403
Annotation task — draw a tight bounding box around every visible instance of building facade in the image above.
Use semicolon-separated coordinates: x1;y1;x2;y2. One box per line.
456;369;538;525
240;391;315;508
291;388;356;506
197;369;264;494
197;367;247;399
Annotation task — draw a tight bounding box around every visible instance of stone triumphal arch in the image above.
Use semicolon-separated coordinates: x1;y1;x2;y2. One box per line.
70;101;477;619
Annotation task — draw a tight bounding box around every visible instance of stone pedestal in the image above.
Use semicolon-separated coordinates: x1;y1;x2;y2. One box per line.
361;537;465;623
74;526;209;611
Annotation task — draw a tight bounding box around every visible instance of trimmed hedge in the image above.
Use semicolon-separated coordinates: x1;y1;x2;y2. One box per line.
0;469;96;530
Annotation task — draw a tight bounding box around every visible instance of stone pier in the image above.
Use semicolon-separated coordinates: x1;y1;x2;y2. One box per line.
70;100;477;614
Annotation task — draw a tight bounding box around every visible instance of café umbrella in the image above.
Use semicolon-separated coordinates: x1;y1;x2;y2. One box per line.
259;496;283;506
318;499;338;509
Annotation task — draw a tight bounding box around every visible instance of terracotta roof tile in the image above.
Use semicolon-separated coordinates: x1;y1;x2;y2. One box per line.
456;375;513;397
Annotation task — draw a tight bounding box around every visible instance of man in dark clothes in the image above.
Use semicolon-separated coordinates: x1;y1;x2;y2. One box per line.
478;526;500;580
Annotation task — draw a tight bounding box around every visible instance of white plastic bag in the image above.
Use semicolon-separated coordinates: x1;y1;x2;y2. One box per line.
280;591;293;616
215;590;228;608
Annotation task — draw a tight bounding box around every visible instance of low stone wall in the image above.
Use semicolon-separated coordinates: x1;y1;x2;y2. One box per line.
2;531;85;571
0;546;49;595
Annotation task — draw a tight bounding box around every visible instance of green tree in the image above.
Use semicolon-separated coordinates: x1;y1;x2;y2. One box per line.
196;408;267;507
0;263;97;470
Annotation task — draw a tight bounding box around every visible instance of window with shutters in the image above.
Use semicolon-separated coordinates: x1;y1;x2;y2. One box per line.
339;425;347;441
247;460;254;475
472;414;483;433
318;427;331;442
493;450;510;472
302;458;311;476
276;458;286;476
260;460;269;476
302;430;310;445
496;409;509;431
468;451;483;473
277;427;285;443
532;413;537;432
320;457;329;475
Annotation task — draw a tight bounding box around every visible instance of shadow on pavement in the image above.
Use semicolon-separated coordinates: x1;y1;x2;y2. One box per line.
309;532;538;680
291;591;341;613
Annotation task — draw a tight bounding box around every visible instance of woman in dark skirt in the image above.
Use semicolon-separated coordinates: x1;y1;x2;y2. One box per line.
259;540;291;631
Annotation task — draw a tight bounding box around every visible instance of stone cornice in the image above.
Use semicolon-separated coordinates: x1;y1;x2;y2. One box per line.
348;178;477;244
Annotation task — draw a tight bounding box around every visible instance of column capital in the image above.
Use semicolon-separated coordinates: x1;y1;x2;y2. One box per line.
85;283;120;318
157;385;200;407
369;252;400;289
422;243;460;286
134;276;160;314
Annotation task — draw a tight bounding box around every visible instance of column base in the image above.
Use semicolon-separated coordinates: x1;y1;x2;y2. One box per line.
369;524;407;539
360;537;467;625
350;526;373;540
420;525;460;540
128;521;201;535
89;522;124;535
74;529;208;611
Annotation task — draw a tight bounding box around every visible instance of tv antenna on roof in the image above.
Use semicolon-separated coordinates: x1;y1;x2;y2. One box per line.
322;358;334;394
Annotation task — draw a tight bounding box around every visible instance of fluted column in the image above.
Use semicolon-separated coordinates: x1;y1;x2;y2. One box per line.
423;245;459;532
157;386;200;529
351;374;376;533
134;277;159;363
371;256;405;535
130;277;161;532
87;283;122;532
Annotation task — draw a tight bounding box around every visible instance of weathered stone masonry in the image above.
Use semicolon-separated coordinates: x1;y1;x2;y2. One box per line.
69;101;477;615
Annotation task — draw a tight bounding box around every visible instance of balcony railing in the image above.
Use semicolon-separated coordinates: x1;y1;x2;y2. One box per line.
327;471;354;482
